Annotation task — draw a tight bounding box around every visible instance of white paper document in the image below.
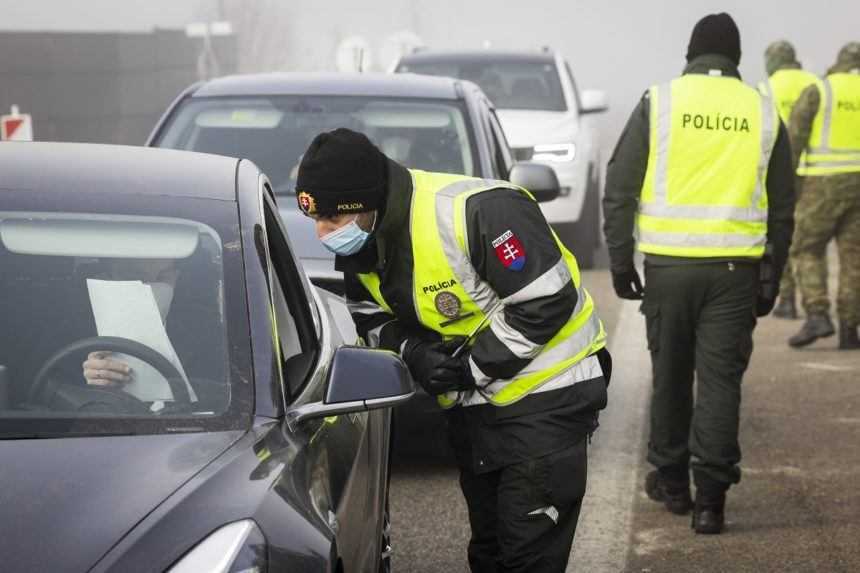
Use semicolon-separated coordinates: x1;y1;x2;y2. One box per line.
86;279;197;403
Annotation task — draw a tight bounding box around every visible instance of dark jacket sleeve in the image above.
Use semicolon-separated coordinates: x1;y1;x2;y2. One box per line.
464;188;578;383
765;121;796;285
343;272;410;352
603;92;650;274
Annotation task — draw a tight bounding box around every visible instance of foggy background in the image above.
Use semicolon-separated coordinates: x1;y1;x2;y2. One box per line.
2;0;858;156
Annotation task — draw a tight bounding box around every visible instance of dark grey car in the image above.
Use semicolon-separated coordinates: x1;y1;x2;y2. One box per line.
0;143;413;572
146;72;560;293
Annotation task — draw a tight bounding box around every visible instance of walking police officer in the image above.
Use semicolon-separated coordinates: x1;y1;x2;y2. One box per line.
603;13;795;534
296;128;609;571
787;43;860;350
759;41;820;320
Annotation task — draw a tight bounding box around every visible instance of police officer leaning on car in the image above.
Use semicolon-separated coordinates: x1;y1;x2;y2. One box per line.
295;128;610;572
603;13;795;535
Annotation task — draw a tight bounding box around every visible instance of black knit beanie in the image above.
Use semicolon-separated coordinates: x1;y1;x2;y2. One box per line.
296;128;387;217
686;12;742;65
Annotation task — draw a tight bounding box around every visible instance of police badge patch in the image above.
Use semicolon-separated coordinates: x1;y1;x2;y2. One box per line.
492;229;526;271
434;291;461;319
297;191;316;215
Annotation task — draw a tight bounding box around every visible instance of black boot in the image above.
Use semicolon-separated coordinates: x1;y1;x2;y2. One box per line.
645;469;693;515
839;322;860;350
788;313;835;348
772;296;798;319
692;492;725;535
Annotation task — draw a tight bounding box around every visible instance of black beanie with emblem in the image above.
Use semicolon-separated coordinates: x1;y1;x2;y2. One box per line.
686;12;742;66
295;128;387;217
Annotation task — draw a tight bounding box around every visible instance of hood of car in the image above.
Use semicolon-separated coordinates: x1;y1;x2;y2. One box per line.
0;430;243;572
495;109;579;149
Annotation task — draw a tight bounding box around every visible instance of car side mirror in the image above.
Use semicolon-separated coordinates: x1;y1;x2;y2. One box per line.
509;162;561;203
580;89;609;114
286;346;415;428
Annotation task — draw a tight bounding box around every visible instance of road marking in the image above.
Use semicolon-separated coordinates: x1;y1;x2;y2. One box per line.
799;362;856;372
569;299;651;572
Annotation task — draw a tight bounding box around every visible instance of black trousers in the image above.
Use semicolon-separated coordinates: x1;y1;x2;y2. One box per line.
641;262;758;491
454;439;588;573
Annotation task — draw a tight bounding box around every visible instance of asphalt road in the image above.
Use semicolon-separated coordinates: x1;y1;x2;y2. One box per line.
388;263;860;572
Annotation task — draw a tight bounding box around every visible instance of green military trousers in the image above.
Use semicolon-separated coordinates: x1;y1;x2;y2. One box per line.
641;261;758;491
790;173;860;327
777;176;809;302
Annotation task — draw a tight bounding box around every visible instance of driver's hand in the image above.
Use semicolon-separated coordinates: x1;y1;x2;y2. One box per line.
83;351;132;387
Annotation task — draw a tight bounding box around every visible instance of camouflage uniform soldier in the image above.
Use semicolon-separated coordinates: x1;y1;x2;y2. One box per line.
759;41;821;319
788;43;860;350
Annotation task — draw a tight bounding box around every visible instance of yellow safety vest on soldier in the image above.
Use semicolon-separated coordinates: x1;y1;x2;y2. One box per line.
357;169;606;409
797;73;860;176
759;68;819;125
636;74;779;258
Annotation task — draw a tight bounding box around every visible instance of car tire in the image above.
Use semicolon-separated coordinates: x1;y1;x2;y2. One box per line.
569;164;601;269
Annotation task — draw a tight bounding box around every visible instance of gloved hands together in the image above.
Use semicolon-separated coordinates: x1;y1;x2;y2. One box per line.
402;336;475;396
612;267;645;300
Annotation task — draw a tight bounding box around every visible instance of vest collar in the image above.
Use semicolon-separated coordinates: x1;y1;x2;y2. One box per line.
683;54;742;79
769;62;803;76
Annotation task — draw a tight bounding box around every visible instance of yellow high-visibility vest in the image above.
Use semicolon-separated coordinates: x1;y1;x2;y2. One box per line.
758;68;819;125
637;74;778;258
358;170;605;409
797;72;860;176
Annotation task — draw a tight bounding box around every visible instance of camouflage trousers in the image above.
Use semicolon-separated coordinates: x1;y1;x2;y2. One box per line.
778;177;819;300
790;174;860;326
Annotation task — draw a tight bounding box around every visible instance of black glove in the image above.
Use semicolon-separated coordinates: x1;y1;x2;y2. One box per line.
756;295;777;317
612;267;644;300
402;338;473;396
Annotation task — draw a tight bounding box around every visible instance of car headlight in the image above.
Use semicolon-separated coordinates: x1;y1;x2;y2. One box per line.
169;520;267;573
531;143;576;163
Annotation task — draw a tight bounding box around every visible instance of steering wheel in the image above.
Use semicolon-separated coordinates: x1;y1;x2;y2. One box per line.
30;336;191;409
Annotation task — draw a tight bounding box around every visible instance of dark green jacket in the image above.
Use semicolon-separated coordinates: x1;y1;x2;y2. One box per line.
603;54;796;280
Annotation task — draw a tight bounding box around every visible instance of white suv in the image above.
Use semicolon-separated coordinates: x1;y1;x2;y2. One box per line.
395;48;608;267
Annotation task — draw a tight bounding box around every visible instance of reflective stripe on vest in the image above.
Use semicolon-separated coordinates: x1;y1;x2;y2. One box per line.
759;69;819;126
637;75;777;258
358;170;606;409
798;73;860;176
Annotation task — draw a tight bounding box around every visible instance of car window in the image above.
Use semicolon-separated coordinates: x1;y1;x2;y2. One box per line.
488;109;514;178
399;58;566;111
155;95;478;198
263;199;318;401
0;203;251;438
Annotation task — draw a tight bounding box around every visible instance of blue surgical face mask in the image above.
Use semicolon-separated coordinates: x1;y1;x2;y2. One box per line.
320;215;372;256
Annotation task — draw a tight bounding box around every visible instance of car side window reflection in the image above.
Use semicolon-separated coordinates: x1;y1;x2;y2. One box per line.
263;198;319;401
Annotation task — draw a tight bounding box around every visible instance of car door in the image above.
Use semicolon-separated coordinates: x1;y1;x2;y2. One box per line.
260;192;384;571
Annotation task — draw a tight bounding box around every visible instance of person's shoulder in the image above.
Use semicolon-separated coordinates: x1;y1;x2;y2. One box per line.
467;186;536;209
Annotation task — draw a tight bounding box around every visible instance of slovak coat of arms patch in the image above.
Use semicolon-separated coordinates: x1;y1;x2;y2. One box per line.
492;230;526;271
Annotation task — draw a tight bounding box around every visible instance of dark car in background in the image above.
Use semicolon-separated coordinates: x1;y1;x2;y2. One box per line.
147;72;561;294
0;143;412;572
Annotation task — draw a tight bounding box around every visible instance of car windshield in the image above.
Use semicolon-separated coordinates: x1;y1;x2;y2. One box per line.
0;207;251;438
155;95;478;198
398;58;566;112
